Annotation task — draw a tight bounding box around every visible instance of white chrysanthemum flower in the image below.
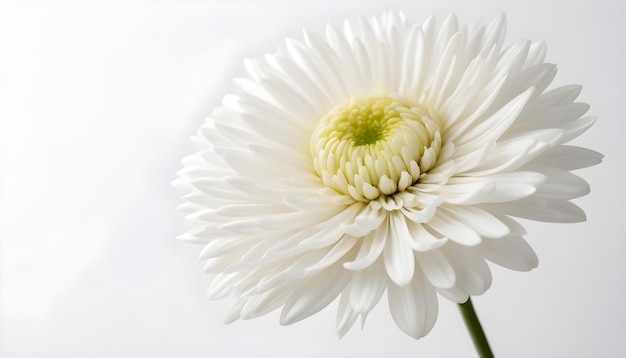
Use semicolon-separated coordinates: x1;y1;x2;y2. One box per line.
175;11;602;339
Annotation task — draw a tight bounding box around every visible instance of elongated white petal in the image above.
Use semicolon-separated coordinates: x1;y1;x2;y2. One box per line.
441;244;492;295
533;167;590;200
481;236;538;271
343;221;388;270
438;204;510;239
207;272;242;300
532;145;603;170
448;87;534;146
404;221;448;251
304;236;359;274
336;290;360;338
280;269;350;325
388;269;438;339
384;214;416;286
485;197;587;223
425;212;482;246
241;289;292;320
416;250;456;289
349;261;387;312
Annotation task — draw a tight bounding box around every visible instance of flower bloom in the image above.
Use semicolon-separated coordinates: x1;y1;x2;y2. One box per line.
175;11;602;338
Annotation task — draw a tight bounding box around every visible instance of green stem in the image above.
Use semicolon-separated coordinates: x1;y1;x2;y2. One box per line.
458;297;494;358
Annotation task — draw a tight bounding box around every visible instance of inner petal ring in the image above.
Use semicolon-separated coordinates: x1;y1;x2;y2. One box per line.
311;94;442;202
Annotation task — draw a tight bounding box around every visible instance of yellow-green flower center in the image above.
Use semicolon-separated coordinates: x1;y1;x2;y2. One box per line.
311;95;442;202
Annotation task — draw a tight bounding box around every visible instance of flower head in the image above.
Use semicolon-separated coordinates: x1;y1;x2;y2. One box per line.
175;11;602;339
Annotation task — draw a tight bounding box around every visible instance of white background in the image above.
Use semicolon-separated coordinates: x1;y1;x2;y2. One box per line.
1;1;624;357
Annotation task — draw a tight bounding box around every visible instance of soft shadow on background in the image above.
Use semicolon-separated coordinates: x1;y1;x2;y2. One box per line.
0;1;624;357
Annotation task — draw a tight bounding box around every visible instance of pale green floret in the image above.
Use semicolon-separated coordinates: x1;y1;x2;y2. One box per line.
311;94;441;203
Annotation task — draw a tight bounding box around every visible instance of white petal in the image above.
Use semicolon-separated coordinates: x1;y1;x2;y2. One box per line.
441;57;509;136
349;261;387;313
404;221;448;251
446;138;494;174
494;40;530;84
304;236;359;274
441;244;492;295
484;197;587;223
384;214;416;286
284;37;342;101
559;116;598;144
490;213;527;236
280;269;349;325
325;23;364;95
505;63;556;101
533;167;590;200
531;102;590;128
539;84;582;106
438;204;510;238
336;290;359;338
427;32;462;107
253;263;304;294
176;227;217;244
257;75;322;118
460;139;540;176
387;270;438;339
216;203;291;217
200;237;253;260
340;204;385;237
302;28;350;98
481;236;538;271
203;254;242;273
219;209;333;233
399;25;426;97
525;41;547;67
436;181;496;205
425;211;482;246
241;289;292;320
436;286;469;304
351;39;374;94
452;170;547;187
481;182;538;203
400;204;439;224
264;226;339;260
264;54;331;111
448;83;534;146
416;250;456;289
223;300;245;324
248;144;312;172
442;172;544;205
207;272;242;300
482;13;506;54
189;178;250;201
343;222;388;270
465;128;563;176
532;145;603;171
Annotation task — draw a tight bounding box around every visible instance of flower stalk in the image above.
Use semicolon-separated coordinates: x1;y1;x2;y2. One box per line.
458;297;494;358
